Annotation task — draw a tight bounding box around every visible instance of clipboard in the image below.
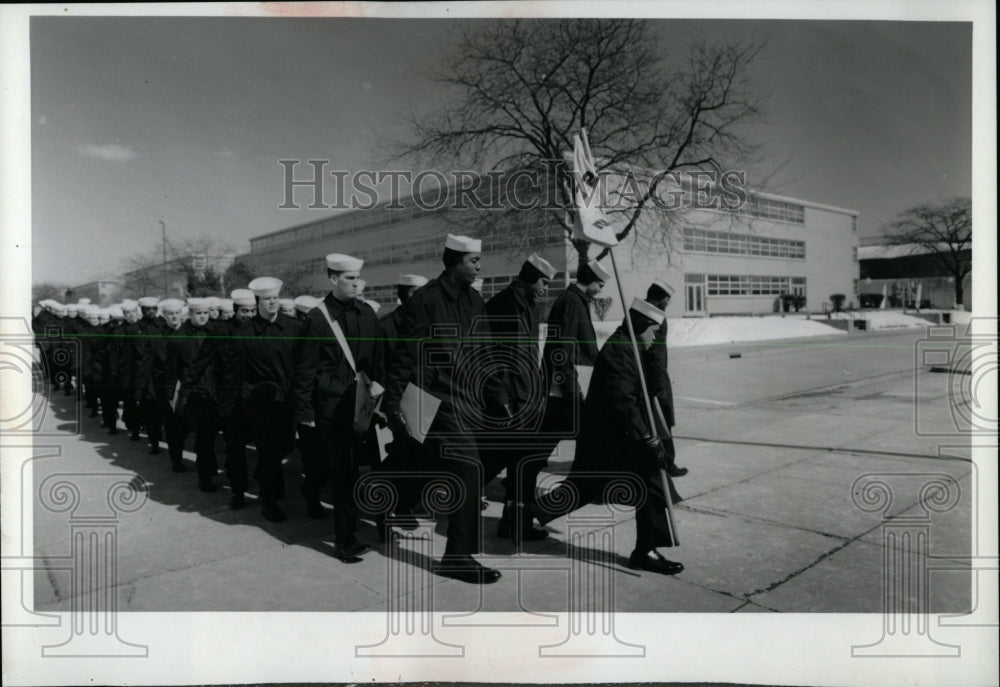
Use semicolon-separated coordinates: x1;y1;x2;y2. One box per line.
400;382;440;444
353;370;383;434
574;364;594;399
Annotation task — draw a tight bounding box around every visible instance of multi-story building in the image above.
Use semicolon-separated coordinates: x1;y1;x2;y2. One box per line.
116;253;235;300
858;238;972;310
236;186;858;318
63;279;124;307
613;193;859;318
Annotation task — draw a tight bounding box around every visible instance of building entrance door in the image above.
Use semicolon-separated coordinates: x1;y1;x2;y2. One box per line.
685;283;705;314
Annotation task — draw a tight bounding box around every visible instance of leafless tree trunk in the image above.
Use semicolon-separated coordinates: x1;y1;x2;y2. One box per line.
884;197;972;307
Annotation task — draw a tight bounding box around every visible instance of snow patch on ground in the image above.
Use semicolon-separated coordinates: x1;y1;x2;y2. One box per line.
593;315;847;349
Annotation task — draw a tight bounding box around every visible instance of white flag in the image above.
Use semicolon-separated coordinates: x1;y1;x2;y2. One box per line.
571;129;618;248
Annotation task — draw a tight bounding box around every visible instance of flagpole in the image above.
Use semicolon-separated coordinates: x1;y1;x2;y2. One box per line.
606;248;679;544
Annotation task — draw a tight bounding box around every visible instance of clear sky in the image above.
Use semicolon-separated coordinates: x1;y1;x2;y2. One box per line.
29;17;972;286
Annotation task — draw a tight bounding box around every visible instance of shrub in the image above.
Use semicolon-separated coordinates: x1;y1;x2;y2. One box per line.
859;293;884;309
780;293;795;313
830;294;846;312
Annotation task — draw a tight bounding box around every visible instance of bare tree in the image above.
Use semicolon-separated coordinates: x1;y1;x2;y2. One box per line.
392;19;767;269
223;255;317;297
32;282;72;304
120;235;235;297
884;197;972;307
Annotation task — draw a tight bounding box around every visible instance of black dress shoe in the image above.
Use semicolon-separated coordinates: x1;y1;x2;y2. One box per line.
261;502;286;522
667;464;689;477
628;549;684;576
198;477;217;493
432;556;502;584
129;431;141;441
496;504;549;544
171;461;186;473
108;427;119;435
229;493;246;510
305;500;326;520
149;445;161;455
332;540;370;561
394;514;420;530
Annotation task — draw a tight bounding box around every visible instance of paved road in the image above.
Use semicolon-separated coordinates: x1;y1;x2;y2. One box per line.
26;328;975;615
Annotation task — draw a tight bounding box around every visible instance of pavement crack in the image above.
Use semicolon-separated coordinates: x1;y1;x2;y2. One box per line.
41;551;64;602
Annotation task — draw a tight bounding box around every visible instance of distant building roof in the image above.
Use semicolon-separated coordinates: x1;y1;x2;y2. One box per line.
858;243;956;260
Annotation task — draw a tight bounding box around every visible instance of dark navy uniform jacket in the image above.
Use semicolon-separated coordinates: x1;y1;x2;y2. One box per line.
295;293;382;425
483;282;544;412
383;270;487;415
542;284;599;398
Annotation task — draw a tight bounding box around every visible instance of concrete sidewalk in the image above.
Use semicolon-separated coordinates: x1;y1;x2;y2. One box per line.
28;330;974;614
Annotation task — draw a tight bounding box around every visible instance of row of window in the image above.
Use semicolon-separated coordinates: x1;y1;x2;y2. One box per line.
741;197;805;225
251;202;453;252
683;227;806;259
705;275;806;296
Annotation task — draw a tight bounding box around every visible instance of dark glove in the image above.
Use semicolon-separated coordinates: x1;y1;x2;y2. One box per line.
386;410;408;438
644;435;668;470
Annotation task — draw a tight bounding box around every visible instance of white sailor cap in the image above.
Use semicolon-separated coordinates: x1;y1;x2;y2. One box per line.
137;296;160;308
109;306;124;319
77;298;91;305
120;299;138;310
397;274;428;287
294;295;320;313
205;296;222;308
187;297;210;310
520;253;557;281
230;289;256;307
325;253;364;272
278;298;296;309
587;259;612;283
649;279;675;298
66;304;79;313
629;297;666;326
53;303;67;315
159;298;185;312
445;234;482;253
248;277;282;297
218;298;233;310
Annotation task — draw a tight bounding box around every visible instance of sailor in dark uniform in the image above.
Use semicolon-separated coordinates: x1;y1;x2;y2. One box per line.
135;298;185;464
295;254;383;561
541;297;683;576
179;289;258;509
373;274;429;532
383;234;502;585
167;297;220;491
528;259;611;525
480;253;557;546
241;277;306;522
643;279;688;478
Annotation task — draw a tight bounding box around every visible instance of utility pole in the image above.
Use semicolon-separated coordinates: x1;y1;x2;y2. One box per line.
159;219;168;297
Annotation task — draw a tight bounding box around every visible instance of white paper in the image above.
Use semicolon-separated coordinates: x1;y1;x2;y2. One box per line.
574;364;594;399
400;381;440;443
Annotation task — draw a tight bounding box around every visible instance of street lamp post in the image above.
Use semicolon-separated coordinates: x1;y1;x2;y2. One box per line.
159;219;167;297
